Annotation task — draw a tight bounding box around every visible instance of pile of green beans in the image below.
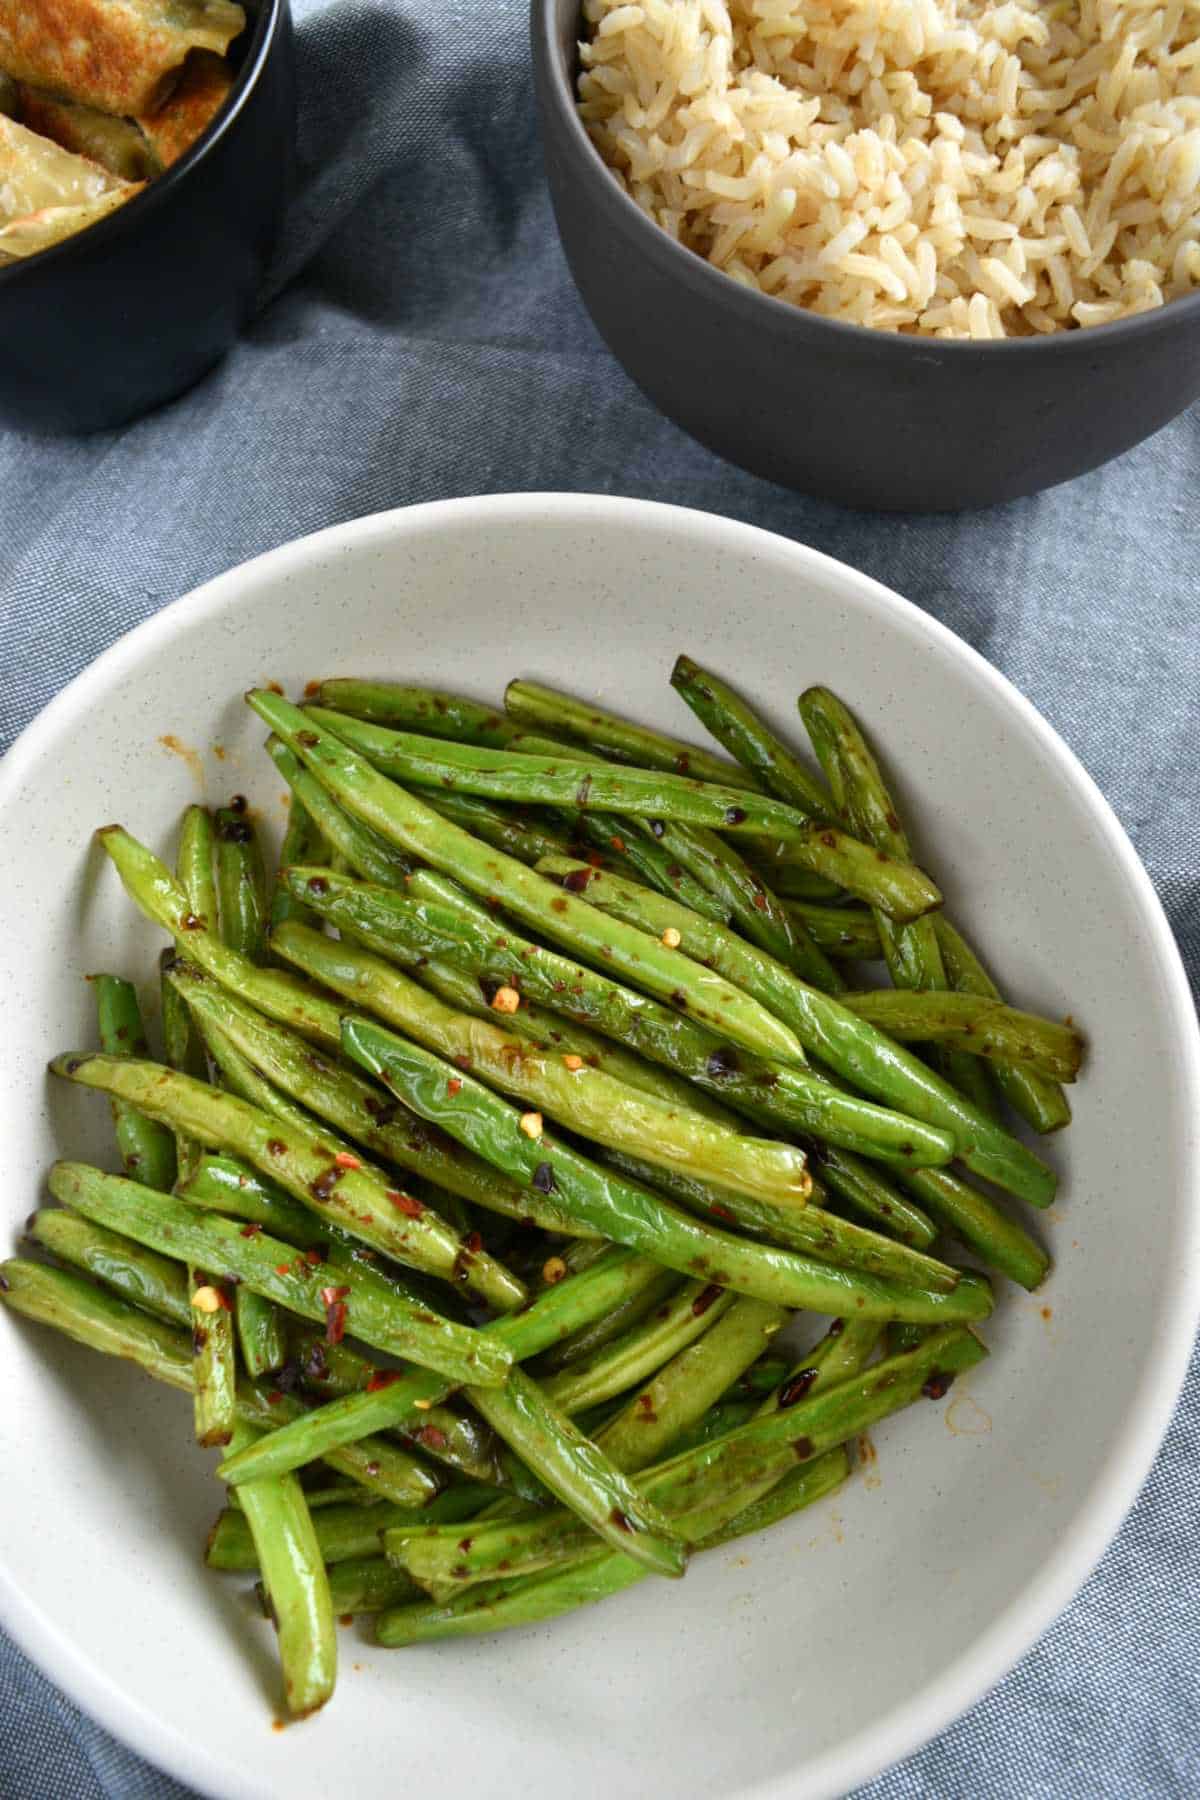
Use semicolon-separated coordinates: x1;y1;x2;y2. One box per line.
2;661;1081;1719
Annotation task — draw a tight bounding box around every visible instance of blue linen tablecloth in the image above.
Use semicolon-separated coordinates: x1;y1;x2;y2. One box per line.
1;2;1198;1793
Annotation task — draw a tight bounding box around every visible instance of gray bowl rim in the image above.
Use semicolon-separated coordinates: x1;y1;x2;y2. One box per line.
0;0;286;292
533;0;1200;359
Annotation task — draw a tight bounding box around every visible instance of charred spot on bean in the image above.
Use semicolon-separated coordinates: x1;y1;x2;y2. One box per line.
778;1369;819;1408
792;1435;814;1460
705;1046;739;1078
275;1360;304;1395
267;1139;288;1157
181;912;204;931
297;730;319;748
216;815;253;844
922;1370;955;1400
724;806;747;826
829;1318;845;1337
458;1536;474;1554
610;1508;634;1533
309;1166;344;1203
307;875;329;895
819;831;837;848
550;896;568;913
192;1327;208;1354
670;989;689;1010
364;1460;381;1478
562;867;592;894
531;1161;557;1194
691;1283;723;1317
649;820;665;838
576;774;593;807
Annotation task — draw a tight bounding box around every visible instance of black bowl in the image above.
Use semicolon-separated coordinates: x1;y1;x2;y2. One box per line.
0;0;294;435
533;0;1200;510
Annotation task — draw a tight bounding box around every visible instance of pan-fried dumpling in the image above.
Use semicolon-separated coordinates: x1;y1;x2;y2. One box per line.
0;116;140;260
137;50;233;168
0;0;246;119
0;186;137;261
18;87;160;182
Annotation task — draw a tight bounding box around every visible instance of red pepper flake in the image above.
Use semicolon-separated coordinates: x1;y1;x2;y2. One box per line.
325;1301;348;1346
563;867;593;892
464;1231;483;1255
709;1203;735;1223
609;835;626;852
417;1424;449;1452
239;1223;263;1238
584;850;604;867
752;892;768;911
388;1190;425;1218
320;1285;351;1307
303;680;321;698
303;1246;328;1267
274;1263;292;1276
266;1138;288;1156
366;1370;403;1393
334;1151;362;1171
447;1077;463;1096
267;1389;284;1406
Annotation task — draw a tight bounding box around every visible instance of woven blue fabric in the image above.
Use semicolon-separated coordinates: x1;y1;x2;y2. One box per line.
1;1;1197;1793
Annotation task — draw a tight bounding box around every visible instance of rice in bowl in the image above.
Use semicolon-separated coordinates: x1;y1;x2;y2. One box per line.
576;0;1200;338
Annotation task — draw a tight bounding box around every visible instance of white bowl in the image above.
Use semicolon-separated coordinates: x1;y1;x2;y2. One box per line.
1;495;1197;1800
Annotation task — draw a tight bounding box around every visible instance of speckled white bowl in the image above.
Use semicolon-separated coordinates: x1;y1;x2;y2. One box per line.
1;495;1197;1800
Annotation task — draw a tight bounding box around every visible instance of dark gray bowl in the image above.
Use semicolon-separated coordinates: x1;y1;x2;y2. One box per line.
0;0;293;435
532;0;1200;510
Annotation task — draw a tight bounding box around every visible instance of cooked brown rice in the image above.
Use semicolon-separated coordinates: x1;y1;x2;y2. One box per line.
576;0;1200;337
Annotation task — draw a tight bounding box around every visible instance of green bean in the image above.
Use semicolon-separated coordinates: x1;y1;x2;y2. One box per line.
206;1485;495;1572
312;701;944;923
319;682;527;746
248;691;806;1062
169;954;592;1240
466;1368;687;1579
540;1280;737;1415
343;1015;994;1324
236;1287;288;1378
838;990;1082;1081
533;1266;680;1374
535;858;1056;1208
636;819;845;992
52;1043;525;1313
92;975;177;1191
503;678;763;790
101;824;345;1046
805;1146;938;1250
48;1161;510;1387
277;901;955;1173
599;1149;955;1291
0;1260;435;1503
757;1316;882;1413
669;654;835;820
796;685;1000;1115
900;1165;1050;1292
214;1247;661;1489
269;921;816;1206
214;803;269;963
934;917;1073;1133
270;790;329;934
698;1446;851;1548
783;901;882;961
25;1207;191;1329
427;791;582;868
307;704;836;845
268;740;414;888
177;805;218;928
390;1328;978;1597
594;1297;786;1472
325;1557;421;1616
226;1421;337;1717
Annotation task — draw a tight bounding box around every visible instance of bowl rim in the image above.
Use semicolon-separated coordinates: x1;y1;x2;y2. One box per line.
0;0;286;291
531;0;1200;359
1;492;1199;1800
